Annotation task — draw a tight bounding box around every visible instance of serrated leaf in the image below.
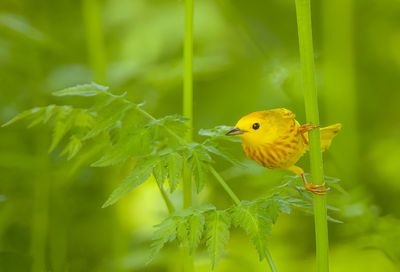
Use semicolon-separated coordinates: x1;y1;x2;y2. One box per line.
49;106;74;152
188;144;212;193
91;129;151;167
188;213;205;254
206;210;231;269
199;125;241;142
102;158;158;208
52;83;109;97
74;110;95;128
262;197;291;224
167;152;183;192
203;143;241;166
231;201;272;261
49;121;68;152
84;102;134;140
176;217;188;244
153;160;168;187
2;107;43;127
147;114;189;139
43;104;57;123
60;135;82;160
148;217;177;263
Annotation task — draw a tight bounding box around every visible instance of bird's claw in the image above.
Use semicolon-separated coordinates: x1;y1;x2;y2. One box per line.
304;182;330;195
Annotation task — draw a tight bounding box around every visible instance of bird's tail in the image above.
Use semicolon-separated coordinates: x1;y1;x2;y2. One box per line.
320;123;342;151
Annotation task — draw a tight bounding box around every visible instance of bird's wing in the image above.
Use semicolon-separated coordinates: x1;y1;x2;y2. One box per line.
278;108;296;119
264;108;297;135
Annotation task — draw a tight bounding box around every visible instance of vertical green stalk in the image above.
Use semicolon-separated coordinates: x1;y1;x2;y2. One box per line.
182;0;194;271
183;0;194;142
294;0;329;271
182;0;193;212
83;0;107;83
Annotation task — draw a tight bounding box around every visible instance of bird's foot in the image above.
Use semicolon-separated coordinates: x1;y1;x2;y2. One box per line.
299;124;320;133
304;182;330;195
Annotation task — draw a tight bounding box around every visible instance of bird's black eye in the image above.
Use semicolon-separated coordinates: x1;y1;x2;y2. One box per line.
252;123;260;130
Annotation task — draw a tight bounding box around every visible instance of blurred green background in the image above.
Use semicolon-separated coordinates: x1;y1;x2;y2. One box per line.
1;0;400;271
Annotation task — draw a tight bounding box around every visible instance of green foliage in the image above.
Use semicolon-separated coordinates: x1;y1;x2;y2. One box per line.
148;217;178;263
186;143;212;192
2;84;244;209
148;205;215;263
199;125;241;143
147;191;315;269
187;212;206;254
205;210;231;269
231;197;290;261
3;83;334;269
52;82;109;97
102;158;159;208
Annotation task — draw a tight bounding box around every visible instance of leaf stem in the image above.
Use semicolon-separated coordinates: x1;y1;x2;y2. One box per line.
156;182;176;213
208;166;240;205
265;248;278;272
294;0;329;271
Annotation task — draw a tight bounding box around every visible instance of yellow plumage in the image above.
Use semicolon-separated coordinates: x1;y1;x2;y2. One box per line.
226;108;341;194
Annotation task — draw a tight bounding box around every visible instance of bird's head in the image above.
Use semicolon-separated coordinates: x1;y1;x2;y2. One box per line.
226;111;276;145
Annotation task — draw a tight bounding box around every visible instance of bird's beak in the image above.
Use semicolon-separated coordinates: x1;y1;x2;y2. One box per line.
226;127;247;136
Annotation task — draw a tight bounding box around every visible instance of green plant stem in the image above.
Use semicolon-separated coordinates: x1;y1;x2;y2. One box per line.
183;0;194;141
265;248;278;272
182;0;194;271
209;166;240;205
294;0;329;271
83;0;107;83
182;0;194;209
156;182;176;213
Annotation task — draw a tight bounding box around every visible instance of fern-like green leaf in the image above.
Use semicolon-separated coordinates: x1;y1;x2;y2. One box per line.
49;106;74;152
187;143;212;193
91;129;151;167
147;114;188;139
188;212;206;254
83;102;134;140
262;197;292;224
205;210;231;269
148;217;177;263
102;158;158;208
153;160;168;187
231;200;274;261
199;125;241;142
52;83;109;97
203;143;240;166
167;152;183;192
60;135;82;160
2;107;40;127
176;217;189;245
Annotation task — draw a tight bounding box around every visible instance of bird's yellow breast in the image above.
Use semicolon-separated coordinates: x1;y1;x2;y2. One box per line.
241;117;307;169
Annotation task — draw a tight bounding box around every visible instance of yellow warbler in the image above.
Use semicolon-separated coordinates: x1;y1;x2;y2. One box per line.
226;108;341;194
